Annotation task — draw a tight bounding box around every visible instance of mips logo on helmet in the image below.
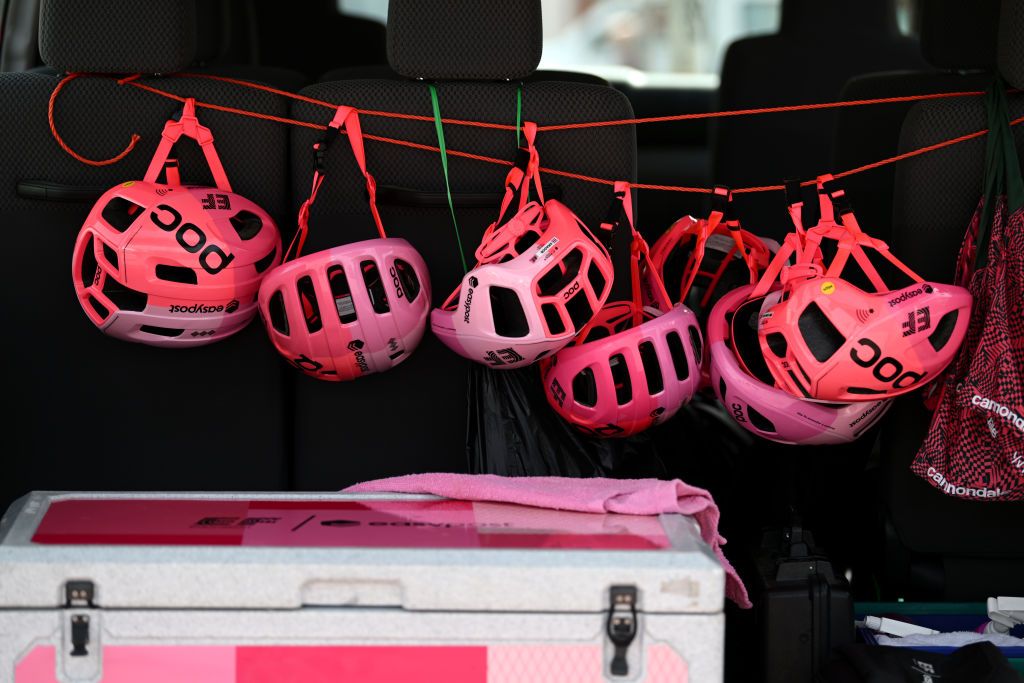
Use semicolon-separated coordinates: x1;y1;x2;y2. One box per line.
150;204;234;275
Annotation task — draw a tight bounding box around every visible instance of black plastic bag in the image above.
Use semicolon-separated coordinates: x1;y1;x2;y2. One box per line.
466;363;668;477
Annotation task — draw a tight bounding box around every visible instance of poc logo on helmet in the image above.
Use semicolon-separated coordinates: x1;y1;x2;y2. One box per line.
389;266;405;299
850;338;926;389
151;204;235;275
563;281;581;299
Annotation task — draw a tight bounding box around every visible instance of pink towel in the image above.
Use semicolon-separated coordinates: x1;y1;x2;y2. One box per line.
346;473;751;608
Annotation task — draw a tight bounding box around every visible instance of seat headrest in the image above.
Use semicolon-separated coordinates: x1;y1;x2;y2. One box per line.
195;0;227;64
387;0;542;80
999;0;1024;88
920;0;999;70
780;0;899;36
39;0;197;74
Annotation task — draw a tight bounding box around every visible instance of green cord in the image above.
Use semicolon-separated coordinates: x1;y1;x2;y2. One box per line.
429;85;469;274
515;84;523;146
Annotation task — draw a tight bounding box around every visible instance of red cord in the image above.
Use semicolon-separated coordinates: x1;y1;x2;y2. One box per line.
48;73;141;166
47;72;1018;195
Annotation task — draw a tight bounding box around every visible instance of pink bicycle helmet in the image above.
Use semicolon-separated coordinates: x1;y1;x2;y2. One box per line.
709;285;891;445
541;183;703;437
257;106;430;381
72;99;281;347
755;176;972;402
650;186;776;315
431;123;614;368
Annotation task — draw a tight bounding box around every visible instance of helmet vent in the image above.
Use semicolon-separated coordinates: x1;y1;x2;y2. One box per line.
638;341;664;395
688;325;704;365
718;377;728;399
746;405;776;433
537;248;584;297
928;310;959;351
587;261;607;298
267;290;289;335
327;265;358;323
101;196;144;233
79;234;99;287
254;247;278;274
572;368;598;407
102;278;147;312
798;301;845;362
229;210;263;240
564;287;594;333
666;331;691;381
542;303;565;336
297;276;322;333
393;259;422;303
101;243;119;270
490;286;529;338
513;229;540;255
155;264;198;285
765;332;788;358
87;295;109;320
139;325;184;338
610;353;632;405
848;386;886;395
361;260;391;314
732;298;775;385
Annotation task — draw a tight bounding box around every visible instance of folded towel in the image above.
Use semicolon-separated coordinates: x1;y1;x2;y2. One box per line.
347;473;751;608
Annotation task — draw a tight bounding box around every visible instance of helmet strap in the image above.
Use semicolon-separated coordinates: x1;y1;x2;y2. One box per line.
144;98;232;192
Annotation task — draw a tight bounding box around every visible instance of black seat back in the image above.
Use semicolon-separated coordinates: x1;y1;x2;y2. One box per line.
713;0;925;240
286;0;638;488
0;0;292;508
833;0;1000;245
880;0;1024;599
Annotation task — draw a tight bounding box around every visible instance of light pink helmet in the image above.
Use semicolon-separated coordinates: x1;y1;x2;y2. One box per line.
257;107;430;381
431;124;614;369
71;99;281;347
541;184;703;437
709;285;891;445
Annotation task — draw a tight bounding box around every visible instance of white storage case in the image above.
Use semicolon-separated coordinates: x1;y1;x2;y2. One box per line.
0;491;725;682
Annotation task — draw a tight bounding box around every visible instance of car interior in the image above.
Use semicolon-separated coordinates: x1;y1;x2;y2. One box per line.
1;0;1022;680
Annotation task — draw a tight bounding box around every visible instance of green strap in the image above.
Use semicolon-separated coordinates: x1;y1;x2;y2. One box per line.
977;74;1024;269
429;85;469;273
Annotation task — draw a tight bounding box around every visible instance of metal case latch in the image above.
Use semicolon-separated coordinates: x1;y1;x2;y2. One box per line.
61;580;101;680
607;585;638;677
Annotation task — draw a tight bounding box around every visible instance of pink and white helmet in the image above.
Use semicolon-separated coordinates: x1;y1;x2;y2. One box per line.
431;123;614;369
257;107;430;381
709;285;890;445
541;184;703;437
71;99;281;347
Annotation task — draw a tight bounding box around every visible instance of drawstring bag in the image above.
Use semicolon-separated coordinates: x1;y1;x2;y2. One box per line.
911;78;1024;501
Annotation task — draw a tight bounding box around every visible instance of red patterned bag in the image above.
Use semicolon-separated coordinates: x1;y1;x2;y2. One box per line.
912;78;1024;501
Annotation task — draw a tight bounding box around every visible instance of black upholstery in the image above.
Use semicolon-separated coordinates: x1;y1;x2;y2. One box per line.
287;79;636;489
0;1;293;508
38;0;197;74
387;0;542;81
998;0;1024;89
877;0;1024;599
833;0;1000;245
712;0;925;240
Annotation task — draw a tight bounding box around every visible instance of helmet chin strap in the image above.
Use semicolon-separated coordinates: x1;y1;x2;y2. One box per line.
144;98;232;192
286;106;386;263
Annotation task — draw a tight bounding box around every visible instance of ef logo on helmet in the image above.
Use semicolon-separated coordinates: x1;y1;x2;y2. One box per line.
150;204;235;275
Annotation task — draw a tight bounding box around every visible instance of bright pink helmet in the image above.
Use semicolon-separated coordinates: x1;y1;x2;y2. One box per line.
430;123;614;369
257;107;431;381
754;176;972;402
709;285;890;444
72;99;281;347
650;186;776;315
541;183;702;437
